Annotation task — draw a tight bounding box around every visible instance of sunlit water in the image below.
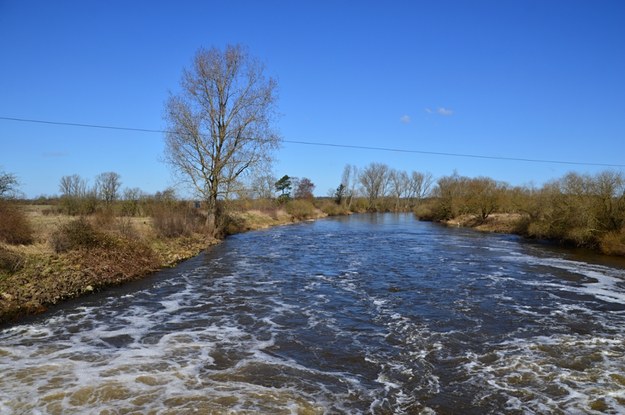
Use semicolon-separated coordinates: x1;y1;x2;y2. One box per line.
1;213;625;414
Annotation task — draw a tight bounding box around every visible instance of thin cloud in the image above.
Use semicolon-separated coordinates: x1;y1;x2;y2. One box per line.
425;107;454;116
400;115;411;124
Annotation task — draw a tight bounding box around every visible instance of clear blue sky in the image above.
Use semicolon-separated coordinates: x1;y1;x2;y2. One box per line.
1;0;624;198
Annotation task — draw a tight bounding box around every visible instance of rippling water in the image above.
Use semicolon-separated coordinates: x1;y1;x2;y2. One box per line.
1;213;625;414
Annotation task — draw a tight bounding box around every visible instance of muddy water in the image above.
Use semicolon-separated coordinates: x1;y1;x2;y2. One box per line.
1;213;625;414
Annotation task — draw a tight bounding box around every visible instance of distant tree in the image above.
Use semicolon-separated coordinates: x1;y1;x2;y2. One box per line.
0;170;19;199
590;170;625;232
163;44;279;236
407;171;433;207
388;169;410;211
433;172;469;220
275;175;292;201
294;177;315;199
359;162;390;210
59;174;88;199
95;172;122;204
334;183;346;205
121;187;144;216
155;187;177;202
465;177;505;222
58;174;90;215
341;164;359;209
249;173;277;199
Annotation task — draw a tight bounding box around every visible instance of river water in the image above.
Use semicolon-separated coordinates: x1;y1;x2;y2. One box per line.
1;213;625;414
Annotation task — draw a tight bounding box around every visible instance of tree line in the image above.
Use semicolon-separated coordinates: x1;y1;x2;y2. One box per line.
330;162;625;254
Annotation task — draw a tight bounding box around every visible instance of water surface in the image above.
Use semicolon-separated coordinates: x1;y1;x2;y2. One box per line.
1;214;624;414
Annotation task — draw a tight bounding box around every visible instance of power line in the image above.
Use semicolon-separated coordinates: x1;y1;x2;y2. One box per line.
282;140;625;167
1;115;624;168
0;116;165;134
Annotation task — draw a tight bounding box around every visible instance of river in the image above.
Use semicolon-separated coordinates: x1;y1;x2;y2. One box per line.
1;213;625;414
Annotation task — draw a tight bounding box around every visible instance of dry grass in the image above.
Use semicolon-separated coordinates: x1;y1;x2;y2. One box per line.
599;231;625;256
0;205;213;324
441;213;529;235
0;201;34;245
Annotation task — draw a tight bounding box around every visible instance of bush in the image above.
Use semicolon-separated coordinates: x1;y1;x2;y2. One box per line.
413;201;436;221
50;217;108;253
0;201;34;245
316;200;349;216
285;199;316;220
599;231;625;256
151;203;204;238
0;247;24;273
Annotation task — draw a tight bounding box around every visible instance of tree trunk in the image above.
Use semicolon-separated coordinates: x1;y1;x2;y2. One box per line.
206;191;219;237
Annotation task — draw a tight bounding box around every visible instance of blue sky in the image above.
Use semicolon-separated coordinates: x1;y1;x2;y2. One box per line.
1;0;624;198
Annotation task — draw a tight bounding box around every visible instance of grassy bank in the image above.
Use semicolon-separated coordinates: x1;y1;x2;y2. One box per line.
0;199;330;325
435;212;625;256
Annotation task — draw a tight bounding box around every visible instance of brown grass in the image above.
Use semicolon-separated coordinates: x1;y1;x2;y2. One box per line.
0;204;215;325
0;202;34;245
599;231;625;256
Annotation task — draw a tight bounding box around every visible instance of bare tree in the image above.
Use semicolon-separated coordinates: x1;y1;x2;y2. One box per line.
359;162;390;210
0;170;19;199
294;177;315;199
95;172;122;204
591;170;625;231
121;187;144;216
388;169;410;211
341;164;359;209
465;177;504;222
164;44;279;235
59;174;91;215
249;173;276;199
407;171;433;207
433;172;469;220
59;174;88;199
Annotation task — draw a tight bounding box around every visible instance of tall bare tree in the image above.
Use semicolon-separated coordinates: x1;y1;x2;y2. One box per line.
59;174;88;199
95;172;122;205
389;169;410;211
407;171;433;207
341;164;359;209
164;44;279;235
359;162;390;210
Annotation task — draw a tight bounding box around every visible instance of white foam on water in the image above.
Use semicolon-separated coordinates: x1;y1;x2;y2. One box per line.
461;333;625;414
502;253;625;305
3;218;625;414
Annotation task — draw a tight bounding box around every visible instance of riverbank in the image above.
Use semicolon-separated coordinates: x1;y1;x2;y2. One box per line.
438;212;625;256
440;213;526;234
0;204;328;325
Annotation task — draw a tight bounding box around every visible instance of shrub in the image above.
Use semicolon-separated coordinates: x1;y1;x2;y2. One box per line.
413;201;436;221
316;200;349;216
92;207;116;229
563;227;597;248
151;203;204;238
599;231;625;256
0;201;34;245
0;247;23;273
285;199;316;220
115;216;138;239
50;217;107;253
